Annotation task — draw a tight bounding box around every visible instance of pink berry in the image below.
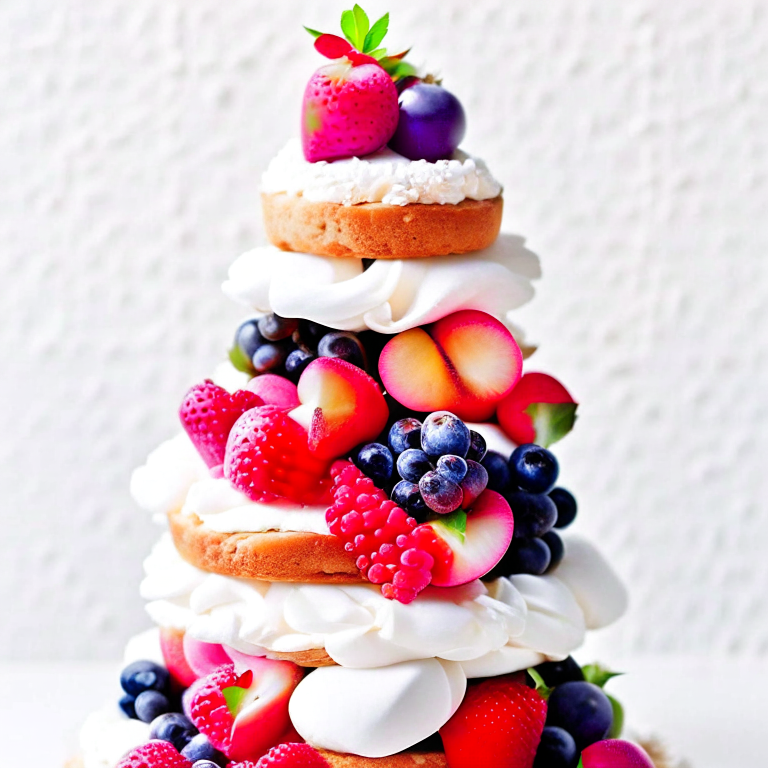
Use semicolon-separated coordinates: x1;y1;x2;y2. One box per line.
116;740;192;768
252;742;330;768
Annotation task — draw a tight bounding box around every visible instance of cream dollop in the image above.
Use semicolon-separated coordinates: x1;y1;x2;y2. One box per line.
80;709;150;768
261;138;502;206
141;533;625;674
223;235;540;336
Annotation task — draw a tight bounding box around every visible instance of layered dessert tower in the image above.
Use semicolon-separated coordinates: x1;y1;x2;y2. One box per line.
76;8;661;768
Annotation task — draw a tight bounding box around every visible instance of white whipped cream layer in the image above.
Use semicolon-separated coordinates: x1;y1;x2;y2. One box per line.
261;138;502;206
223;235;540;336
80;709;150;768
141;533;626;675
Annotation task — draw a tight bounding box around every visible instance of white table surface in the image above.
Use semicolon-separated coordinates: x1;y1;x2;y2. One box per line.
2;655;766;767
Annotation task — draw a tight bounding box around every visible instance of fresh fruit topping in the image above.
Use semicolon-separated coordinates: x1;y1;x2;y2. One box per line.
542;530;564;572
509;444;560;494
533;726;579;768
397;448;433;483
550;487;578;529
191;762;220;768
388;417;423;455
180;734;226;766
317;331;367;370
481;450;513;493
535;657;585;688
253;742;330;768
187;659;303;763
246;375;300;410
291;357;389;461
580;740;655;768
284;349;316;381
379;310;523;421
252;344;290;374
419;470;463;515
497;372;578;448
116;740;192;768
436;454;468;485
121;661;171;698
150;713;199;752
421;411;471;459
258;315;299;342
179;382;263;469
486;537;552;578
326;461;448;603
135;691;172;723
391;479;428;517
460;460;489;508
224;405;333;505
160;629;198;690
545;681;613;750
182;636;232;679
440;674;547;768
466;430;487;462
354;442;394;486
425;490;514;587
389;81;466;162
509;491;558;539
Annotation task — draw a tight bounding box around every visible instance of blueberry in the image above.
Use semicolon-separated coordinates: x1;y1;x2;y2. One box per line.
181;734;226;766
388;418;423;456
508;492;558;539
134;690;171;723
466;430;487;462
493;537;551;577
355;443;394;486
543;530;564;572
533;726;579;768
535;656;584;687
435;455;468;485
550;487;578;529
419;470;463;515
118;694;137;719
546;681;614;750
509;444;560;494
318;331;367;369
391;480;428;518
295;320;331;350
234;319;265;360
481;451;512;493
150;712;199;751
191;762;222;768
285;348;315;380
421;412;471;459
397;449;433;483
257;313;299;342
120;660;170;697
460;460;489;507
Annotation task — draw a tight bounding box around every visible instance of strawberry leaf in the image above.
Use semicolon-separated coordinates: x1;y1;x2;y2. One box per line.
582;663;624;689
352;5;370;48
441;508;467;543
525;402;578;448
222;685;247;717
381;58;418;80
314;33;353;60
526;668;552;700
304;26;324;39
577;760;584;768
229;345;253;374
608;693;624;737
363;12;389;52
369;47;388;60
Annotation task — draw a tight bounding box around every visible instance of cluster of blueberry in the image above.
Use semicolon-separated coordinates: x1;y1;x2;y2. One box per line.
482;444;577;578
532;657;619;768
354;412;489;520
119;660;226;767
230;313;372;380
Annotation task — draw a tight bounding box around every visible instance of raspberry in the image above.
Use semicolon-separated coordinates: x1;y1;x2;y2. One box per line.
179;380;263;468
253;742;330;768
224;405;333;505
326;461;439;603
116;740;192;768
186;665;241;755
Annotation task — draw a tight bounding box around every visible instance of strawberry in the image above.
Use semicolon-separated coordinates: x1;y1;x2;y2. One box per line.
439;675;547;768
179;380;263;468
224;405;333;505
116;740;192;768
186;664;243;756
253;742;330;768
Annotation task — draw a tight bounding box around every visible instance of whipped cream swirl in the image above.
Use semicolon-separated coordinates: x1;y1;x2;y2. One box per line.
223;235;540;336
261;138;502;206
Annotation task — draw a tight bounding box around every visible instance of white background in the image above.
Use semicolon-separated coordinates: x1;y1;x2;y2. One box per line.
1;0;767;683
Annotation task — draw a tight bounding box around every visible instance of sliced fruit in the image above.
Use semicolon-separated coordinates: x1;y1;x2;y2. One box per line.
291;357;389;461
581;739;655;768
246;374;300;409
423;489;514;587
182;634;232;679
379;310;523;422
497;372;577;448
159;628;198;689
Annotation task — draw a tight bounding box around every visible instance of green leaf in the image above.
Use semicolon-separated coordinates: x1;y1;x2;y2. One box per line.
381;58;418;80
577;760;584;768
437;508;467;543
340;10;356;46
363;12;389;52
222;685;247;717
582;663;624;689
304;26;324;39
525;401;578;448
526;668;552;700
369;48;388;60
228;345;253;374
352;5;370;48
608;693;624;738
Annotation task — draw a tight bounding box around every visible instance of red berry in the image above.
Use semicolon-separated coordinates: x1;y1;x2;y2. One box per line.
116;740;192;768
186;665;241;755
327;461;444;603
179;380;263;468
251;742;329;768
439;676;547;768
224;405;333;505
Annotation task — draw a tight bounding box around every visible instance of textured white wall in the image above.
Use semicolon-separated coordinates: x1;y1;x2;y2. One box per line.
1;0;766;661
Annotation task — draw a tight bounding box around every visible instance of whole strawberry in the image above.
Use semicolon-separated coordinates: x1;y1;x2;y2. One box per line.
224;405;333;505
252;742;329;768
179;380;263;468
116;740;191;768
440;675;548;768
301;7;415;161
